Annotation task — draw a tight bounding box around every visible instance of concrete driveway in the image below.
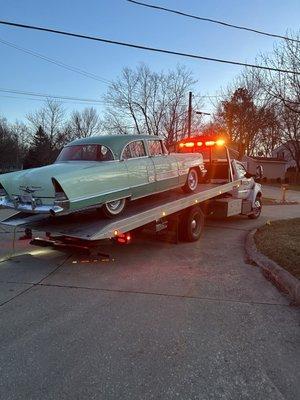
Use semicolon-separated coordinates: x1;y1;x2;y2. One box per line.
0;205;299;400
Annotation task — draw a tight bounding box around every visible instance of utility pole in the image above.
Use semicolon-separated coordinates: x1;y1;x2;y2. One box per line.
187;91;211;138
187;91;192;137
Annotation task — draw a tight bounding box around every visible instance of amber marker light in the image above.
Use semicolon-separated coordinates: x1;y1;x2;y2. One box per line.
185;142;195;148
114;230;119;236
216;139;225;146
162;211;166;216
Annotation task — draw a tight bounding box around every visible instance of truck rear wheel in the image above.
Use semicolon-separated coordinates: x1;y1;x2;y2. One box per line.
179;206;205;242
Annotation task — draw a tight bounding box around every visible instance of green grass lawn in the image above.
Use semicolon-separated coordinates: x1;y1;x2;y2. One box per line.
254;218;300;279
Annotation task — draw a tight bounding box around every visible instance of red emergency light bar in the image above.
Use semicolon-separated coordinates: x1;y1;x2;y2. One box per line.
178;137;225;149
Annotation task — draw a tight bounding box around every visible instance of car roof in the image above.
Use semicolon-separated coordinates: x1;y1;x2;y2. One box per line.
67;134;164;158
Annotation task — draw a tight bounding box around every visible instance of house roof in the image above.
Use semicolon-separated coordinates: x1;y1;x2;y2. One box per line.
243;155;287;163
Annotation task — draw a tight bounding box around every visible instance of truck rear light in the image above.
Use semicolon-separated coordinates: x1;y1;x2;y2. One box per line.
216;139;225;146
205;140;215;146
196;141;203;147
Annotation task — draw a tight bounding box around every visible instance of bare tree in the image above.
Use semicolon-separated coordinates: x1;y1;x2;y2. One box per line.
68;107;102;138
214;87;274;158
258;32;300;115
278;105;300;171
102;64;203;144
27;99;66;151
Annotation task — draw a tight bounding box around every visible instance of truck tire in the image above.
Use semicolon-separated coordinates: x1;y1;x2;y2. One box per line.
182;168;199;193
248;196;262;219
179;206;205;242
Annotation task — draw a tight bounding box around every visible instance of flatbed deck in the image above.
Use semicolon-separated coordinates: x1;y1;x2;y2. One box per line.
1;180;241;241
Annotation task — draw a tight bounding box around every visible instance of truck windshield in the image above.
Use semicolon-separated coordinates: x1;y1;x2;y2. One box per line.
56;144;114;162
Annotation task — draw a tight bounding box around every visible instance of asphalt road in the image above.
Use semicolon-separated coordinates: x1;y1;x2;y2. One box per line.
0;204;299;400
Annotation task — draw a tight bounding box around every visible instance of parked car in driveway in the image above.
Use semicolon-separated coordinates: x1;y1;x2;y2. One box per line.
0;135;206;218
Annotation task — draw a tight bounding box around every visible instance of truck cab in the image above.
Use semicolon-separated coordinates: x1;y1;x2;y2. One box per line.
174;136;263;219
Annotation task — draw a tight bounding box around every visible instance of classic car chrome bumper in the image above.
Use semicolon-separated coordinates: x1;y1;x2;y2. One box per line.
0;196;68;215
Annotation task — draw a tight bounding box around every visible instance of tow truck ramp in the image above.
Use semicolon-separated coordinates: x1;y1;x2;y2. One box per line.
1;180;241;241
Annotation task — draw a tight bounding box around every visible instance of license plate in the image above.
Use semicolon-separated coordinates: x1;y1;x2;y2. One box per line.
20;194;32;203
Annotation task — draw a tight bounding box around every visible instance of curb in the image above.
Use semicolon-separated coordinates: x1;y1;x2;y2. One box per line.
245;228;300;306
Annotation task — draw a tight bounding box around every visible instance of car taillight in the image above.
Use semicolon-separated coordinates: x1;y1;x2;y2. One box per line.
55;192;68;201
52;179;68;202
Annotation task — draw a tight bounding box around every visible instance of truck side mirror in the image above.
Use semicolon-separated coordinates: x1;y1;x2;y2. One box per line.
256;165;263;181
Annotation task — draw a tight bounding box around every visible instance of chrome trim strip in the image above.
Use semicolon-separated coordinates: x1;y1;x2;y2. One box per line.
71;187;131;203
0;197;65;214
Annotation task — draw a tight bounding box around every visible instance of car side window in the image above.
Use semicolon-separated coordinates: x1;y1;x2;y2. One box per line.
148;140;164;156
98;145;114;161
122;141;146;159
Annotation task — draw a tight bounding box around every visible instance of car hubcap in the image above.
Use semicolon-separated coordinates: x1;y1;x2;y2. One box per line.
106;199;125;214
188;171;197;190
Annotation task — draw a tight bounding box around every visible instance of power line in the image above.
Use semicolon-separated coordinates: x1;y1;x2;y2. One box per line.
0;94;106;105
127;0;300;44
0;19;299;75
0;37;111;84
0;88;105;103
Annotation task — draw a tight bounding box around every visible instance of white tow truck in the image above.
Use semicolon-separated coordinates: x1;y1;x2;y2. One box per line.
0;137;262;253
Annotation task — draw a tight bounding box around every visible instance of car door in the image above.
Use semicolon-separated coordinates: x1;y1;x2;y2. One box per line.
232;160;253;199
122;140;155;199
147;139;179;191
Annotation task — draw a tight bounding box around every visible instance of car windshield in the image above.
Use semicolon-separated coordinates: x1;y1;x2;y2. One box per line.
56;144;114;162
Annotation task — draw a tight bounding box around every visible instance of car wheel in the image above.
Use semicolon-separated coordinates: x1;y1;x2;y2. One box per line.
248;196;262;219
102;198;127;218
182;168;198;193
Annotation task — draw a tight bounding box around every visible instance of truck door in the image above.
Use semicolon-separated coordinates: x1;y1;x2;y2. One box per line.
232;160;253;199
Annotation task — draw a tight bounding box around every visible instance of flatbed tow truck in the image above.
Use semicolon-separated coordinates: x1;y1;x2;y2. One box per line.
0;137;262;255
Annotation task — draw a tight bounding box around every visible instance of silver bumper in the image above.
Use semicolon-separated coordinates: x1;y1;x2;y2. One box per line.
0;196;68;215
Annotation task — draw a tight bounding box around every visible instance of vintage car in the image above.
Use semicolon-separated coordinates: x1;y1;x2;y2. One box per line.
0;135;206;218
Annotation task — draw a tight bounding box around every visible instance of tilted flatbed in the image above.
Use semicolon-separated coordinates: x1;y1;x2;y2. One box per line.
1;180;242;242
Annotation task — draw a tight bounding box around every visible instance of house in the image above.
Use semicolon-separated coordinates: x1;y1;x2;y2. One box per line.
272;141;299;171
242;155;287;181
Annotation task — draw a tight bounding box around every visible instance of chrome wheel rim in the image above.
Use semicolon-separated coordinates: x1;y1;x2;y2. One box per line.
191;215;201;236
188;170;198;190
106;199;125;215
253;199;261;216
191;219;197;229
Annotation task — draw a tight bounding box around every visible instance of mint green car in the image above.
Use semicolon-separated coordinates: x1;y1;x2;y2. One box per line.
0;135;206;218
